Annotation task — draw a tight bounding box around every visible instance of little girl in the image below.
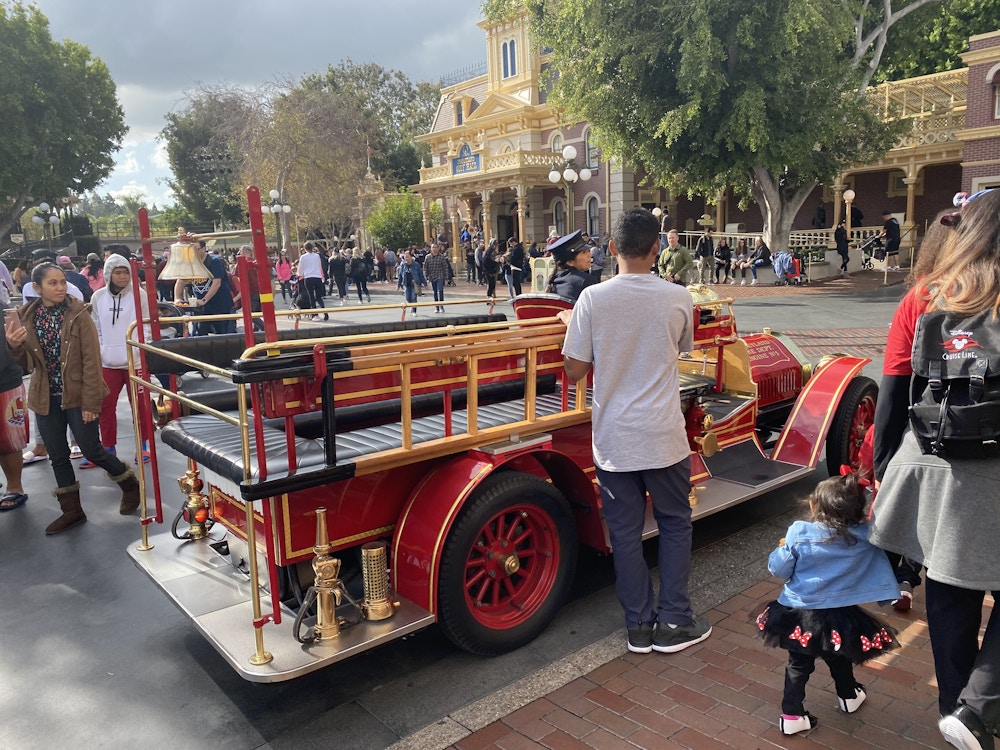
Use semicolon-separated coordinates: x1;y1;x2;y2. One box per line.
756;473;900;736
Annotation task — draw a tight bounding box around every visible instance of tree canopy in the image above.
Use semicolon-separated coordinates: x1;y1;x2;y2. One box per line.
484;0;939;248
366;190;444;250
159;62;439;241
0;1;126;240
878;0;1000;79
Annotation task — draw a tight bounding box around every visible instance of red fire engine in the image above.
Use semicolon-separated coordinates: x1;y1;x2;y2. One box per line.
124;190;876;682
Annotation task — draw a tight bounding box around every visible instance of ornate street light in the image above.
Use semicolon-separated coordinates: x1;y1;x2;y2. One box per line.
548;145;591;233
31;202;61;253
262;189;292;250
843;188;857;236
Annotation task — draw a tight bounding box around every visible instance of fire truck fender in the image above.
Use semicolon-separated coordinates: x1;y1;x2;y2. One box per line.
770;356;874;469
391;449;592;617
392;453;501;613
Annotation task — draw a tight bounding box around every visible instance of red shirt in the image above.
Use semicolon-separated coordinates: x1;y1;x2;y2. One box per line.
883;285;929;376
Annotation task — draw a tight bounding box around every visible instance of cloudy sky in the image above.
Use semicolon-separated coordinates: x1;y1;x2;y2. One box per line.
32;0;485;206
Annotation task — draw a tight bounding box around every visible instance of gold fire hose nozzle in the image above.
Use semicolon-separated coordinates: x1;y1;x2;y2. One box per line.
689;485;706;507
311;508;343;641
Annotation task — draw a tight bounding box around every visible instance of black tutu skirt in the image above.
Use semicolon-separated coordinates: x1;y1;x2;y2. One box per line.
755;600;899;664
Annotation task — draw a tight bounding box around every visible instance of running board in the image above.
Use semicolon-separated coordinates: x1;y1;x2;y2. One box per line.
637;466;815;542
127;534;435;682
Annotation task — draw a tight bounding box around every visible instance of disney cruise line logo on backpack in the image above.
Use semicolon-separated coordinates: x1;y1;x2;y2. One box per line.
909;310;1000;458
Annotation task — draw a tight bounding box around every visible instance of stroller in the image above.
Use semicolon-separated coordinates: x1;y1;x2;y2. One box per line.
857;235;884;271
772;250;806;286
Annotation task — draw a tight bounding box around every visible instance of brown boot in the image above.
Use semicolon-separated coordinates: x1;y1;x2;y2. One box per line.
112;469;141;515
46;483;86;535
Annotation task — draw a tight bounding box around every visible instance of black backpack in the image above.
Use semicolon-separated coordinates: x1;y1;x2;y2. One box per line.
909;309;1000;458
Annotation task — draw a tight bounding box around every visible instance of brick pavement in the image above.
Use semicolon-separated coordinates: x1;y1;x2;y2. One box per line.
451;582;994;749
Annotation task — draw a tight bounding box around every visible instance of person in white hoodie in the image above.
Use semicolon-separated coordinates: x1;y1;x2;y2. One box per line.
81;254;150;468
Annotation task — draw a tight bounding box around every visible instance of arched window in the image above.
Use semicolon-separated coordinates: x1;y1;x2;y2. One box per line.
583;129;597;168
586;197;600;237
551;133;563;153
553;199;566;235
502;40;517;79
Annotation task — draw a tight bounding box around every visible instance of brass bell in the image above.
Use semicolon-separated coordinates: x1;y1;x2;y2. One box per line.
158;240;212;281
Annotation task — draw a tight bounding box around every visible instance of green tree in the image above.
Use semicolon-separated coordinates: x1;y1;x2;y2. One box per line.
485;0;939;250
878;0;1000;79
159;85;258;227
0;2;126;240
366;190;441;250
301;61;439;188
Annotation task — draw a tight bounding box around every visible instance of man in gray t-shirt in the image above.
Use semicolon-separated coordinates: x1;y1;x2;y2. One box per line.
561;207;712;656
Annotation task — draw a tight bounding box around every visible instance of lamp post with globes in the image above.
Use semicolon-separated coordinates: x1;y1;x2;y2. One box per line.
31;202;61;253
843;188;857;238
548;145;591;233
262;189;292;253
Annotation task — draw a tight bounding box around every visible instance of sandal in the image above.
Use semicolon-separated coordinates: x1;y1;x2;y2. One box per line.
0;492;28;512
69;444;83;459
22;449;48;465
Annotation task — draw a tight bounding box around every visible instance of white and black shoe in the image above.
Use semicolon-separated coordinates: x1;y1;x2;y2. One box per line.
838;685;867;713
780;712;818;736
939;704;994;750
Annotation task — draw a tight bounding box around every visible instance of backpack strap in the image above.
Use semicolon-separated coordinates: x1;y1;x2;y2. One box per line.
934;390;950;455
970;357;988;402
928;360;943;393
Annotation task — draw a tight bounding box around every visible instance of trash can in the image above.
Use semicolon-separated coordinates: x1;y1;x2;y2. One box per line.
531;257;555;293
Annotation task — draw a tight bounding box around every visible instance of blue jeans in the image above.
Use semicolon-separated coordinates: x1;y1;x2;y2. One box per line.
431;278;445;308
36;396;129;488
596;459;693;627
403;282;417;313
749;259;769;279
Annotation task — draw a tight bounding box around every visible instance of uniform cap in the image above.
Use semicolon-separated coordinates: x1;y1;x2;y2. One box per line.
548;230;588;263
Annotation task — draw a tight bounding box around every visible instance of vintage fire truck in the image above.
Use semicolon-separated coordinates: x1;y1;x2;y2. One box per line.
123;192;877;682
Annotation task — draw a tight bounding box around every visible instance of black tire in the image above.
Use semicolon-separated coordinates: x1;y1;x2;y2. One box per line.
437;471;577;655
826;376;878;476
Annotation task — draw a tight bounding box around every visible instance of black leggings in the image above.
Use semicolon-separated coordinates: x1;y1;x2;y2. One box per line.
783;650;858;715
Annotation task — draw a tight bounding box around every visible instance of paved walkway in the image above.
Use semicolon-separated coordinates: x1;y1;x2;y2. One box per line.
432;582;993;750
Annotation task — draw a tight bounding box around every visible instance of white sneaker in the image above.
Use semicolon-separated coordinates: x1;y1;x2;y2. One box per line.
729;279;736;285
780;713;818;736
740;280;746;286
750;279;758;286
837;685;867;713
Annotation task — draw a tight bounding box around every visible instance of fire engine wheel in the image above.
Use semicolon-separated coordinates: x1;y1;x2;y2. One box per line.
437;472;577;655
825;376;878;476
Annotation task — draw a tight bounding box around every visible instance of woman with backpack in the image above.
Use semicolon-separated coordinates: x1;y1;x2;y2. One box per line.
350;251;371;304
869;188;1000;750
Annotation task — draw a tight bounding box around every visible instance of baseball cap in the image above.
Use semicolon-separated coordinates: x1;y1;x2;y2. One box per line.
57;255;73;267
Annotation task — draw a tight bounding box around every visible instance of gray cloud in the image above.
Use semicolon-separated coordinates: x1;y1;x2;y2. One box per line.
31;0;484;202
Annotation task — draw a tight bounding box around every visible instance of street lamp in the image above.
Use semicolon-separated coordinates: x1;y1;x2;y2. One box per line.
31;202;61;253
262;189;291;250
548;145;591;233
843;188;857;237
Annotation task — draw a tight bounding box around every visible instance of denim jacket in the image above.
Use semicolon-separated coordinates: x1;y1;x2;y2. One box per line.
769;520;899;609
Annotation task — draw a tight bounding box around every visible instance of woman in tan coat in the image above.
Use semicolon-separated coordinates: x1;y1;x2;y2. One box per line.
6;263;139;535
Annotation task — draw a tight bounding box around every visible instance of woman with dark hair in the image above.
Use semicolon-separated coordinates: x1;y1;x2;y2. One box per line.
83;252;105;293
483;240;500;299
274;249;293;303
546;231;595;302
870;189;1000;749
6;263;140;534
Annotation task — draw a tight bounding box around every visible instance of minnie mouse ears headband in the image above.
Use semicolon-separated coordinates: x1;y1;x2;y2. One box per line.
941;188;996;227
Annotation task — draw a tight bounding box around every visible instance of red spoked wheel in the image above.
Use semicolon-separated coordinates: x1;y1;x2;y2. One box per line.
826;376;878;476
437;472;577;655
